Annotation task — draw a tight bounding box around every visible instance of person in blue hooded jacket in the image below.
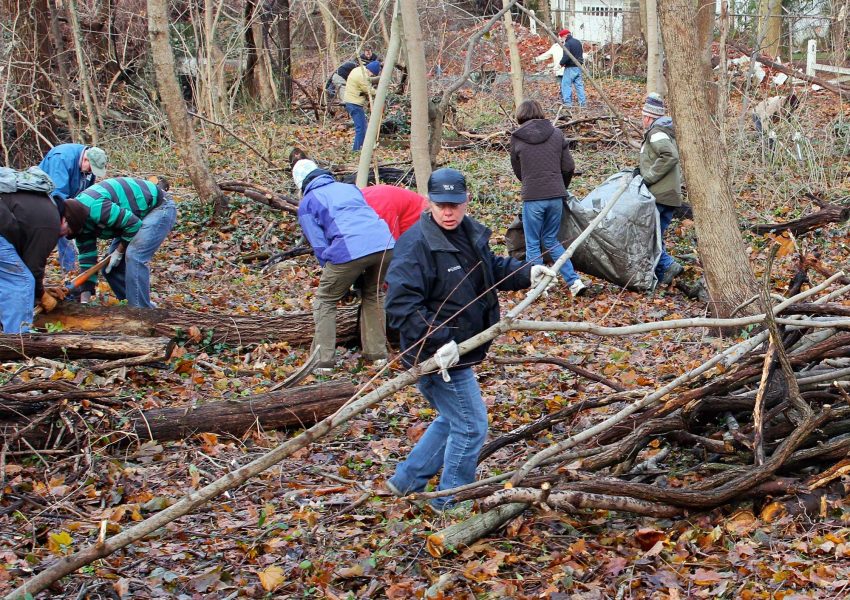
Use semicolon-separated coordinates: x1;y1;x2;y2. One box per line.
292;159;395;373
38;143;108;273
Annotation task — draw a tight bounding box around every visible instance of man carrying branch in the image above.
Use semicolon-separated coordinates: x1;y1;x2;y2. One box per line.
383;168;554;511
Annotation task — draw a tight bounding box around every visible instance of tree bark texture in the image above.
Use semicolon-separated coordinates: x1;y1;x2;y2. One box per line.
657;0;758;318
274;0;292;102
66;0;103;142
644;0;665;95
1;0;59;165
503;0;524;108
0;333;172;360
757;0;782;58
400;0;433;192
147;0;229;219
34;304;359;346
130;381;355;442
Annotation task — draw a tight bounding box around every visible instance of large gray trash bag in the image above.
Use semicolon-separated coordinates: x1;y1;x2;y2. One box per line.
504;170;661;290
561;170;661;290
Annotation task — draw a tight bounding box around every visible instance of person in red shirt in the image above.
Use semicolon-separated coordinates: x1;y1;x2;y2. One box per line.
361;184;428;240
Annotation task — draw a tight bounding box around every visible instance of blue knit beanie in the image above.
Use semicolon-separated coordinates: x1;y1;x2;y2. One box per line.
366;60;381;75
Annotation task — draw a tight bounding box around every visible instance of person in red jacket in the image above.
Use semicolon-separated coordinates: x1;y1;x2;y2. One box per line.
361;184;428;240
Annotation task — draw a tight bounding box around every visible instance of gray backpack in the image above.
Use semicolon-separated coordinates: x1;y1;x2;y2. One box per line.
0;166;55;195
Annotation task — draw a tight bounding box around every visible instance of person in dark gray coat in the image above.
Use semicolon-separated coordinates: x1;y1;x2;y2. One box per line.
510;99;586;297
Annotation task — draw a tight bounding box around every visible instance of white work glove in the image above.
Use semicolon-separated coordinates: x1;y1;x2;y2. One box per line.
434;340;460;382
531;265;557;293
80;291;92;304
104;248;124;274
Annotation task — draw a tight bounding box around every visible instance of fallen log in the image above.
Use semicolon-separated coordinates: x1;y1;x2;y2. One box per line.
731;44;850;97
3;381;356;449
0;333;172;360
751;202;850;236
129;381;356;442
425;503;527;557
218;180;299;215
34;303;359;346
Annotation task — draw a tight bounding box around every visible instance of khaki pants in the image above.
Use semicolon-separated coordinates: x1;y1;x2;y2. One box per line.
312;250;393;366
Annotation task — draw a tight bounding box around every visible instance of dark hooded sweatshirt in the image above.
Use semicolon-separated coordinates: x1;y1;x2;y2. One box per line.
510;118;575;202
0;191;60;300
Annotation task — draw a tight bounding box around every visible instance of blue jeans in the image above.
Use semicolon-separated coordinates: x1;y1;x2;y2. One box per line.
654;203;675;280
523;198;579;285
345;103;367;151
57;236;77;273
561;67;586;106
389;368;487;509
105;197;177;308
0;235;35;333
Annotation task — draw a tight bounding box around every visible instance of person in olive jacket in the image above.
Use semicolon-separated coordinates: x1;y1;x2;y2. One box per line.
639;93;684;286
510;99;586;297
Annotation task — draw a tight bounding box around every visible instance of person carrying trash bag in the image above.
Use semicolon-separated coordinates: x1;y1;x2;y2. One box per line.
510;98;587;298
639;93;684;286
383;168;554;511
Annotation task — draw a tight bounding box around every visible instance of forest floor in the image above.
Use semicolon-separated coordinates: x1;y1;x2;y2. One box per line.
1;67;849;600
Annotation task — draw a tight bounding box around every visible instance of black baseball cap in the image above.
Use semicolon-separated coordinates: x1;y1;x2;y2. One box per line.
427;168;468;204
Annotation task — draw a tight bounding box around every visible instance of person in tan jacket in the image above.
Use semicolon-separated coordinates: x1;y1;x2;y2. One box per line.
343;60;381;151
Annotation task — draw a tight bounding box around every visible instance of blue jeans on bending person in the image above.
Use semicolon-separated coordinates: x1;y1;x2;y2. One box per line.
57;236;77;273
104;197;177;308
561;67;586;107
0;235;35;333
388;367;487;510
344;103;367;151
654;203;675;280
523;198;580;286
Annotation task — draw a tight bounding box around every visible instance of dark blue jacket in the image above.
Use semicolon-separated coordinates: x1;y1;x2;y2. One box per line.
385;212;531;369
38;144;96;201
560;36;584;68
297;173;394;266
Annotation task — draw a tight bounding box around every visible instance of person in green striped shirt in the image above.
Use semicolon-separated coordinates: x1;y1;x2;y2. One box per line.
62;177;177;308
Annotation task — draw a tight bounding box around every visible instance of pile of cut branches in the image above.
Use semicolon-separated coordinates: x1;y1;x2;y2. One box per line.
440;267;850;526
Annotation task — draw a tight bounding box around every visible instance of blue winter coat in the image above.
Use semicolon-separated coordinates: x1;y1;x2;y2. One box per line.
297;173;394;266
38;144;96;201
385;212;531;369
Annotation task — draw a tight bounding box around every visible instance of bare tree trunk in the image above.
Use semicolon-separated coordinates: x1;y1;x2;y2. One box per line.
757;0;782;58
831;0;849;64
538;0;551;29
503;0;523;108
243;1;276;107
400;0;432;194
147;0;229;219
275;0;292;103
1;0;59;164
356;0;401;188
695;0;716;111
317;0;339;68
658;0;758;318
47;0;79;140
66;0;103;143
644;0;665;95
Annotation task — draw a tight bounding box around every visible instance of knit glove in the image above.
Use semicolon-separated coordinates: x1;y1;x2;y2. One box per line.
104;248;124;274
38;292;58;313
434;340;460;382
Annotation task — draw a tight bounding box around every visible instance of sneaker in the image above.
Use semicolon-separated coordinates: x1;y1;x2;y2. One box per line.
385;479;404;497
372;359;387;369
659;261;684;286
569;279;587;298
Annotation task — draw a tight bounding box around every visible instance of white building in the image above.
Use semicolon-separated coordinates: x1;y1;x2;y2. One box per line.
549;0;625;45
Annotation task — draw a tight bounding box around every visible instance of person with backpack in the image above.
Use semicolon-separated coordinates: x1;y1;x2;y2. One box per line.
38;144;108;273
558;29;586;108
639;93;684;286
62;177;177;308
510;99;586;298
0;186;67;332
